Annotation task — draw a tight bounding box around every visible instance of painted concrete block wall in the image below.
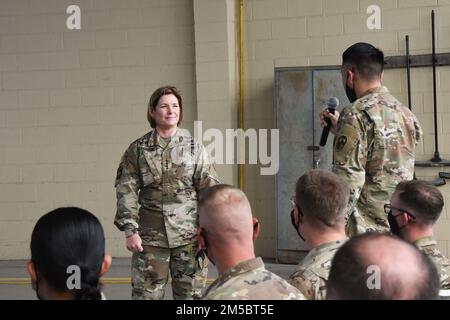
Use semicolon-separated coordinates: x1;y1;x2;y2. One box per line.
0;0;197;259
1;0;450;260
245;0;450;257
193;0;239;186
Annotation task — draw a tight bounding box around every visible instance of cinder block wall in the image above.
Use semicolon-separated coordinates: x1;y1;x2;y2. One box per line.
1;0;450;260
245;0;450;258
0;0;197;259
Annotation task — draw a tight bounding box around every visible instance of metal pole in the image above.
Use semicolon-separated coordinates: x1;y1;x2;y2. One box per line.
431;10;442;162
406;35;412;110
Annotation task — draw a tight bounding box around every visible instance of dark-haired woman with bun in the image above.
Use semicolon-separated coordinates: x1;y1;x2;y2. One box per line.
27;207;112;300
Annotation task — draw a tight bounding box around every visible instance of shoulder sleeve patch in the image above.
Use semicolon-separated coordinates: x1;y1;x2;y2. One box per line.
334;123;361;164
336;136;348;151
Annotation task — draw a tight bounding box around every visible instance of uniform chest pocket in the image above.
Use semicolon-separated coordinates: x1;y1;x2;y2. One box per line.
139;149;162;187
172;162;195;186
169;145;195;185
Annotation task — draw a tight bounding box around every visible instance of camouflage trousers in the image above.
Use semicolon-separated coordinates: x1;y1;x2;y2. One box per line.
131;243;208;300
345;207;390;237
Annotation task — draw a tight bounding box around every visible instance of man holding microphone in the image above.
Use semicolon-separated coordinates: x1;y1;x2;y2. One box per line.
321;42;422;236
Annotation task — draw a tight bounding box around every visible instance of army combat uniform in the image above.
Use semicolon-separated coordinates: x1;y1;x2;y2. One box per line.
114;128;219;300
201;257;305;300
333;86;422;236
288;240;346;300
415;237;450;289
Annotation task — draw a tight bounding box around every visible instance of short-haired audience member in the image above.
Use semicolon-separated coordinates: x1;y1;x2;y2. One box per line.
288;170;349;299
327;233;439;300
198;184;305;300
387;180;450;289
27;207;112;300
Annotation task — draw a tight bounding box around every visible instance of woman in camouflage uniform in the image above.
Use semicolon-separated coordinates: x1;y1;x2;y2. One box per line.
114;86;219;300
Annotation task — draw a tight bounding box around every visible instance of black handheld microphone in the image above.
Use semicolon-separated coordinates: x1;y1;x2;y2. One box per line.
319;97;339;147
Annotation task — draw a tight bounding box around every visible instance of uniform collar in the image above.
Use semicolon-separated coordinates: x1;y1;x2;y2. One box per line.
414;236;437;248
300;239;346;268
205;257;264;295
360;85;388;98
148;128;189;148
221;257;264;279
310;239;346;254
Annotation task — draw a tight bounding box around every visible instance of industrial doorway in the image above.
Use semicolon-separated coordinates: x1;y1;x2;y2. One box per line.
274;67;350;263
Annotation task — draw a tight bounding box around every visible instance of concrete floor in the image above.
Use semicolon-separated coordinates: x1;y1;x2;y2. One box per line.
0;258;297;300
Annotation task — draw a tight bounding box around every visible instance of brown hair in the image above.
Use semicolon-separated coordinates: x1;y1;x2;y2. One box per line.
147;85;183;128
395;180;444;225
295;169;349;228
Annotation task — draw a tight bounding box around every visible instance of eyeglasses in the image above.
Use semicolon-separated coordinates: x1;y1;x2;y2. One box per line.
384;204;416;219
289;197;305;241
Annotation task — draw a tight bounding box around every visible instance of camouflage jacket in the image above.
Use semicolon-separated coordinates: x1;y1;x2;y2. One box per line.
114;128;219;248
288;240;346;300
202;257;305;300
332;86;422;235
415;236;450;289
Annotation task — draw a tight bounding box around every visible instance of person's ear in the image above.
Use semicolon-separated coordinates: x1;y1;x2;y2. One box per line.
252;217;260;241
99;254;112;277
347;68;355;87
380;70;384;82
402;211;417;225
27;261;37;281
295;207;305;224
27;261;37;290
398;212;410;227
197;226;206;250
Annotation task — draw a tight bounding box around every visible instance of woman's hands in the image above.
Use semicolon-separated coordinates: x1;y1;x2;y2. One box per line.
126;233;143;253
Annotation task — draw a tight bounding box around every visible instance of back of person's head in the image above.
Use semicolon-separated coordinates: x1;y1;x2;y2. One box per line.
394;180;444;225
295;169;349;230
198;184;256;242
342;42;384;81
29;207;111;300
327;233;439;300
